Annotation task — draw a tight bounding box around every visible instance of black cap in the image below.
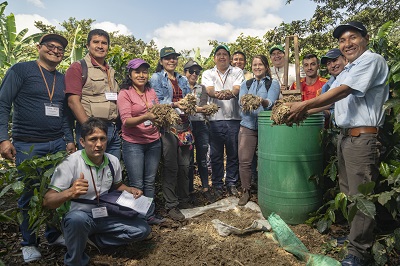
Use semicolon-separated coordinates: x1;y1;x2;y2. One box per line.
333;21;368;39
39;33;68;48
321;48;343;65
183;59;203;70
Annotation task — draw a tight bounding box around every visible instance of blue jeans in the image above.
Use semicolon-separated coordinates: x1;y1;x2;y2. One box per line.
189;121;210;192
14;137;66;246
76;122;121;159
122;139;161;219
209;120;240;188
62;210;150;266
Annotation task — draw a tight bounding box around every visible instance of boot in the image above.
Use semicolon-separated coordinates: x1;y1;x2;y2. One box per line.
238;189;250;206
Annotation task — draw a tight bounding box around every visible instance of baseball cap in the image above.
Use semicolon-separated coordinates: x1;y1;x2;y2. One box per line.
214;44;230;56
126;58;150;70
39;33;68;48
320;48;343;65
183;59;203;70
160;47;180;58
333;21;368;39
269;44;284;54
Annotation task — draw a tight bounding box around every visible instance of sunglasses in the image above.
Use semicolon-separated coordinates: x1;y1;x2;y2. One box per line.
41;42;65;53
188;69;201;75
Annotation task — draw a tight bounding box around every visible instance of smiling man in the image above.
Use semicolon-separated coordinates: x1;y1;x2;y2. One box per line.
0;33;75;262
287;21;389;266
65;29;121;159
290;54;327;101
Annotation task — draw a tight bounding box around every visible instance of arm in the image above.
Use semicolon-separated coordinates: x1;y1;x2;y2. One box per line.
262;79;280;110
287;84;352;122
0;68;23;160
43;172;89;209
68;95;89;125
62;97;76;153
114;183;143;199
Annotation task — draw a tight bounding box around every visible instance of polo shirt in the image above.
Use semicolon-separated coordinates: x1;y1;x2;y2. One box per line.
49;150;122;213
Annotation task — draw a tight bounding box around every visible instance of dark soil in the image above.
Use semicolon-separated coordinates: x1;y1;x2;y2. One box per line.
0;185;343;266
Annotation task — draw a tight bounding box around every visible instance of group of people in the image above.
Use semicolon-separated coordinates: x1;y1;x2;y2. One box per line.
0;20;388;266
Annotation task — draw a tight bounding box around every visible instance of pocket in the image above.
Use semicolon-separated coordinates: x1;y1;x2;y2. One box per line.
90;100;111;119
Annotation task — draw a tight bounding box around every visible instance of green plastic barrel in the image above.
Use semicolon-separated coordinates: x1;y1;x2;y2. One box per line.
258;111;324;224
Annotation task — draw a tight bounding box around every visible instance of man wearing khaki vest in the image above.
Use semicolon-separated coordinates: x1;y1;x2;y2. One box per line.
65;29;121;159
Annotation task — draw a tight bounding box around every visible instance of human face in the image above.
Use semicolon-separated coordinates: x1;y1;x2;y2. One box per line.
270;50;284;68
161;54;178;73
87;35;109;61
214;49;230;71
326;56;347;77
37;40;64;66
232;54;246;70
185;67;201;86
252;58;267;80
339;29;369;63
80;127;107;165
130;65;149;89
302;57;319;79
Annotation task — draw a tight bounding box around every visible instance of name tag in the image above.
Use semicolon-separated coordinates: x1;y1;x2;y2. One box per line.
44;103;60;117
92;206;108;218
105;92;118;101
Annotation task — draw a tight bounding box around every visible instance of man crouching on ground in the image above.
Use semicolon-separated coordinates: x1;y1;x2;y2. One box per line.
43;117;150;266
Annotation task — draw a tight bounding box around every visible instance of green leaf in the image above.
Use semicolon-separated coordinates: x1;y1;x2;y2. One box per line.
377;191;395;206
356;198;376;218
348;204;358;223
372;241;387;266
357;181;375;195
11;181;24;195
379;162;391;178
316;219;329;233
0;183;12;198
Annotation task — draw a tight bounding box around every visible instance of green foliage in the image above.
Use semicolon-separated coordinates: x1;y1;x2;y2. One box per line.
0;151;67;234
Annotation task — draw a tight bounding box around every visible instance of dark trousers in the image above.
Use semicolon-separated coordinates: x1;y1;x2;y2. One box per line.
238;126;258;190
337;132;379;258
209;120;240;188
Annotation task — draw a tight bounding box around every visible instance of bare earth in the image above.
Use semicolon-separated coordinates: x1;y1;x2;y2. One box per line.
0;190;340;266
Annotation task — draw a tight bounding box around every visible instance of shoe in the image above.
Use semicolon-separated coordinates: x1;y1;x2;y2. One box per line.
147;215;166;225
212;187;224;199
238;189;250;206
22;246;42;263
49;234;66;246
167;207;185;221
178;202;194;209
227;185;239;197
203;190;216;203
341;254;367;266
336;236;348;245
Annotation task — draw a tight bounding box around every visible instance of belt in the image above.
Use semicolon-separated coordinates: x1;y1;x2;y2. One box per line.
340;127;378;137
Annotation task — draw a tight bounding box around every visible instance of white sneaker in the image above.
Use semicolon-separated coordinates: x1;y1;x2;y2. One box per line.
22;246;41;262
49;234;66;246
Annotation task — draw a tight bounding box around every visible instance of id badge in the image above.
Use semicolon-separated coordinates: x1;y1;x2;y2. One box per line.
44;103;60;117
92;206;108;218
144;120;152;127
105;92;118;101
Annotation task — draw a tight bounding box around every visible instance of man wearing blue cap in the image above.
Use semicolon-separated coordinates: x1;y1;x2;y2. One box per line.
321;48;347;94
287;21;389;266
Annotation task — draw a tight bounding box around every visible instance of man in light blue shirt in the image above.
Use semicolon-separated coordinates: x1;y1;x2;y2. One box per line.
287;21;389;266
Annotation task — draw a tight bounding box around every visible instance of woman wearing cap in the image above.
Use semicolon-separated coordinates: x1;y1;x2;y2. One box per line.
183;59;215;204
117;58;163;225
150;47;192;221
237;55;280;206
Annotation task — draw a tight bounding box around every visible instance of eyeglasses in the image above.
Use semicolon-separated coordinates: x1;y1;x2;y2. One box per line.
41;42;65;53
188;69;201;75
163;55;178;61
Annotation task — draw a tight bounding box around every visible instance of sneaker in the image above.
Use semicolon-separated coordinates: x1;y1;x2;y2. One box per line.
178;202;193;209
341;254;367;266
238;189;250;206
167;207;185;221
203;190;216;203
22;246;41;263
147;215;166;225
49;234;66;246
227;185;239;197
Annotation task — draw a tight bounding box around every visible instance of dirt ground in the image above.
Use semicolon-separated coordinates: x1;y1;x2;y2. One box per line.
0;183;344;266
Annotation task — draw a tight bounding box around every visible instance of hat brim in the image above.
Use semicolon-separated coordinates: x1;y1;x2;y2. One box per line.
40;34;68;48
333;25;366;39
321;56;339;65
269;48;284;54
161;52;181;58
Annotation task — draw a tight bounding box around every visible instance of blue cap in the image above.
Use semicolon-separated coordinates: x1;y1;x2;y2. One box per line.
321;49;343;65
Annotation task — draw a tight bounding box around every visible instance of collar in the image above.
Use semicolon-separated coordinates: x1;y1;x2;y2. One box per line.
81;150;109;170
214;64;233;75
162;69;181;79
345;50;371;71
89;54;109;69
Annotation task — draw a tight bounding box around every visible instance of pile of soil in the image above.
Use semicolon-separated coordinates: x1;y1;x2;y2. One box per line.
0;192;340;266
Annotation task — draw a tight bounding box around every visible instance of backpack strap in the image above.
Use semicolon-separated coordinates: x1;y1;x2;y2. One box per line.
264;78;272;92
78;59;88;86
246;78;255;89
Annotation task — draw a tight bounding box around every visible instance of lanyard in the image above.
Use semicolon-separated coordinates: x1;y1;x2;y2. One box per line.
217;69;230;89
37;61;56;102
89;167;105;205
133;87;149;109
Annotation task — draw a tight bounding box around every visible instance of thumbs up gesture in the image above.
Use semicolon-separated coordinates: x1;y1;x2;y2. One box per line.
70;172;89;199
